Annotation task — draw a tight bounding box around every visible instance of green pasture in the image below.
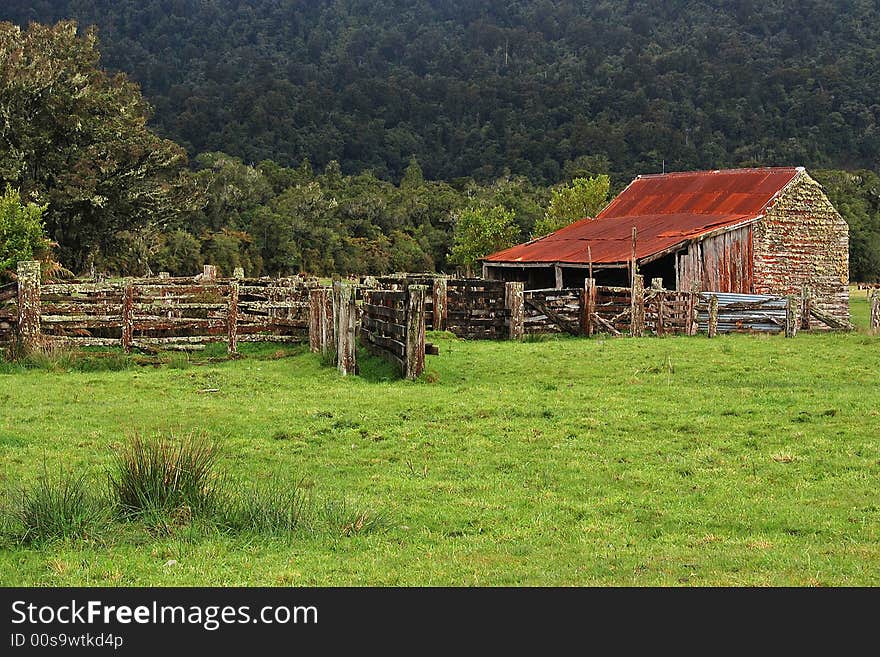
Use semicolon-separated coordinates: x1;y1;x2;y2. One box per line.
0;292;877;586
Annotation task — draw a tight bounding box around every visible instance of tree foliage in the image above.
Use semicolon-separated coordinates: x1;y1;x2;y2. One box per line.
0;20;192;272
0;186;50;277
534;175;610;237
449;205;519;276
3;1;878;184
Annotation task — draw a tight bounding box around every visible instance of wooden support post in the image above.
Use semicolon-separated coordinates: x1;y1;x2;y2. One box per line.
785;295;797;338
309;287;333;356
554;265;563;290
708;294;718;338
405;285;427;380
505;281;524;340
227;280;239;355
202;264;217;281
432;277;447;331
630;273;645;337
333;281;357;376
656;293;665;337
16;260;41;352
121;280;134;353
587;245;593;282
688;286;700;336
630;226;638;287
582;278;596;336
800;287;812;331
871;289;880;331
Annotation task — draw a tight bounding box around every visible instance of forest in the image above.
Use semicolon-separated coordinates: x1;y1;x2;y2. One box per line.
1;2;879;280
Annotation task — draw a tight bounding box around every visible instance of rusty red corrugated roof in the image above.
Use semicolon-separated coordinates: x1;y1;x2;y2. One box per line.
485;167;802;264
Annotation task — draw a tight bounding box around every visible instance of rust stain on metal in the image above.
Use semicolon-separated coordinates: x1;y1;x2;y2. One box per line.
486;167;800;265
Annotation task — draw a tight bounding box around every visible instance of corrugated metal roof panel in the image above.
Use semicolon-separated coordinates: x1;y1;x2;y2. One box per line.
486;167;801;265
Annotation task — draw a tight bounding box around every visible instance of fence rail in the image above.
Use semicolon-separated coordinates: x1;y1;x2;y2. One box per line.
360;286;426;379
4;264;861;360
6;263;316;353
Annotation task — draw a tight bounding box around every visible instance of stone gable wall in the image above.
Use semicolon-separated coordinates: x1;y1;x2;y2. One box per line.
752;172;850;323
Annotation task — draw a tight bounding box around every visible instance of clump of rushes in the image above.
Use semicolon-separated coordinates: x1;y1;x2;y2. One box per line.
108;432;220;518
218;480;310;535
7;469;107;545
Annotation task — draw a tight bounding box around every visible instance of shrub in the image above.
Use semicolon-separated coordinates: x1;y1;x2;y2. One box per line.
108;432;220;517
6;469;107;545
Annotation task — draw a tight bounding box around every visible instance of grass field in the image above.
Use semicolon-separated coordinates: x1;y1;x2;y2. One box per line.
0;292;877;586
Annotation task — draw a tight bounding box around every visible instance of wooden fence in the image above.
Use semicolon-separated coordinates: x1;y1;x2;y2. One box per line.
446;278;510;339
0;281;17;348
7;261;315;353
523;288;582;335
872;289;879;332
360;285;426;379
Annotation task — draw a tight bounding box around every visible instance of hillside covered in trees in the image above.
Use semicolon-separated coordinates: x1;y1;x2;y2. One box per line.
1;3;879;281
4;0;879;184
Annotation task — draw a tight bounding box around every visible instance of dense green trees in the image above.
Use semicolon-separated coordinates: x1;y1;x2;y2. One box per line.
3;1;878;185
0;8;878;281
449;205;519;276
0;186;49;278
0;21;193;273
534;175;610;237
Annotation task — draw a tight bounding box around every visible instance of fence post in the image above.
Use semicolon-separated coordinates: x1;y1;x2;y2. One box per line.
630;274;645;337
688;287;700;336
708;294;718;338
16;261;41;352
785;295;797;338
504;281;524;340
202;264;217;282
656;292;665;337
333;281;357;376
405;285;427;380
309;287;334;357
432;277;447;331
227;280;239;355
581;278;596;336
872;289;880;332
800;287;812;331
121;280;134;353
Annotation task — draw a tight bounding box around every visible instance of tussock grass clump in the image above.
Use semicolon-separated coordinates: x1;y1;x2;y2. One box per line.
218;481;310;535
108;432;220;518
5;469;107;545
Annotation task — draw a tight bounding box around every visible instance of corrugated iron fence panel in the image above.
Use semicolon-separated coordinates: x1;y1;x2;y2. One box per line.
696;292;787;333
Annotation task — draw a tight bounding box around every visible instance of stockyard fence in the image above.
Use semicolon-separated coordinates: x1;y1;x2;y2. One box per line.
1;262;871;380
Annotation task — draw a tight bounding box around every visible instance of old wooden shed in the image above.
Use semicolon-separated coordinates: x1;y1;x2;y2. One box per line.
483;167;849;322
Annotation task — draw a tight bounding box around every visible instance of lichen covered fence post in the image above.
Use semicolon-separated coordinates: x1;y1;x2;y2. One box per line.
309;287;333;356
405;285;427;380
227;280;239;355
16;261;41;352
432;277;447;331
630;274;645;337
707;294;718;338
871;289;879;332
333;281;357;376
121;280;135;353
504;281;524;340
581;278;596;336
785;295;797;338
